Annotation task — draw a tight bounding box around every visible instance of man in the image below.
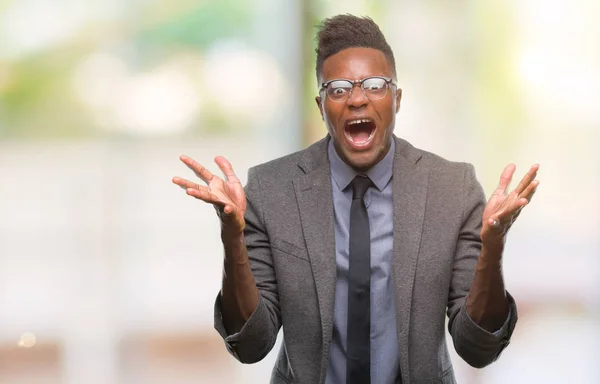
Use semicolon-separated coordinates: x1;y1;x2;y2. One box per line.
173;15;539;384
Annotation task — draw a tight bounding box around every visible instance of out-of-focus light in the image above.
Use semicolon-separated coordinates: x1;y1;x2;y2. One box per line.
112;67;200;135
18;332;36;348
73;53;128;110
203;41;286;125
2;0;82;58
323;0;369;16
514;0;600;127
0;0;123;59
73;53;202;135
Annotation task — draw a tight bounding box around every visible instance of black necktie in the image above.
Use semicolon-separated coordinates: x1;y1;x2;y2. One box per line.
347;175;372;384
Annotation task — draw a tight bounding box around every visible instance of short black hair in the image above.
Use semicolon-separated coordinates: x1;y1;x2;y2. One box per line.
315;14;396;82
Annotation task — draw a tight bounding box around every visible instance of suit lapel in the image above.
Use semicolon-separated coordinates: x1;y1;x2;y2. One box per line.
293;138;337;384
292;136;429;383
392;136;430;384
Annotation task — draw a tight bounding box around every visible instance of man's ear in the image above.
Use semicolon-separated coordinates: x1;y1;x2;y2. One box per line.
315;96;324;121
395;88;402;113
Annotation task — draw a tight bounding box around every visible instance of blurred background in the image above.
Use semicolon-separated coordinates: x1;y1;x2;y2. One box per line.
0;0;598;383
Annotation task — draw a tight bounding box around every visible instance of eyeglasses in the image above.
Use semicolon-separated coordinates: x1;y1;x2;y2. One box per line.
319;76;398;102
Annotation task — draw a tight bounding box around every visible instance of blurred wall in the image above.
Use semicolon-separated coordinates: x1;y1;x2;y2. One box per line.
0;0;598;383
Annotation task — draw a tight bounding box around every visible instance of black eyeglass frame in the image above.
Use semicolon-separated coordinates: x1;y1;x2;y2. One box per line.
319;76;399;102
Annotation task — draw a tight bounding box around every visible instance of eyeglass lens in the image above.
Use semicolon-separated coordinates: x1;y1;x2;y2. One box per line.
326;77;388;101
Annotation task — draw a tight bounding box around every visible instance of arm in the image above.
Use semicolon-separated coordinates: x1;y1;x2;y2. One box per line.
217;167;282;363
447;163;538;368
173;157;281;363
466;163;539;330
220;231;259;335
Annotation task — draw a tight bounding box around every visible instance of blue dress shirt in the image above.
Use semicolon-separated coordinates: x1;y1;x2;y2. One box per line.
325;139;399;384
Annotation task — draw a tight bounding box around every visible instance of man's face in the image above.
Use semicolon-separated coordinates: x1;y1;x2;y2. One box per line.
316;47;402;172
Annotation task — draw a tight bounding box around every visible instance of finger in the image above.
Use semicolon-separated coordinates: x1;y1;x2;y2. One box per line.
491;199;518;224
510;203;526;221
514;164;539;195
506;196;529;216
495;164;516;195
172;176;202;191
519;179;539;202
185;187;226;206
488;215;504;230
213;201;238;217
180;155;214;184
488;211;518;232
214;156;240;183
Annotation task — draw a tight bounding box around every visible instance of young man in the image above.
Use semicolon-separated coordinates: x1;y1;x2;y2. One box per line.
173;14;538;384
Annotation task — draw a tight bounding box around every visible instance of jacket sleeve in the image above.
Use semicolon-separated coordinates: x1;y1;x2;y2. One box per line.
213;166;282;364
446;163;518;368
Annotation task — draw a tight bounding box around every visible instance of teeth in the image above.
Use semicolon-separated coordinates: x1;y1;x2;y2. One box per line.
348;119;372;125
345;118;375;145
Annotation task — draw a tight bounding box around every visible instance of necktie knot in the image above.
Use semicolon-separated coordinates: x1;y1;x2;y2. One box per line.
352;175;372;200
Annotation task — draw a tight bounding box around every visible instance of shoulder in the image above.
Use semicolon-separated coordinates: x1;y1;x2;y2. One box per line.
247;136;329;183
249;151;303;180
395;137;485;211
395;136;473;175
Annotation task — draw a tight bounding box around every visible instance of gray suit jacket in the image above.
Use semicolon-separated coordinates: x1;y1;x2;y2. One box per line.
214;135;517;384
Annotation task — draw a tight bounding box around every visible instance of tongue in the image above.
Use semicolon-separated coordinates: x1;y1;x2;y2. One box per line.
350;130;371;143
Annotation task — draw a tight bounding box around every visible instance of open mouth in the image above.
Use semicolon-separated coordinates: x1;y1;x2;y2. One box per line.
344;118;376;147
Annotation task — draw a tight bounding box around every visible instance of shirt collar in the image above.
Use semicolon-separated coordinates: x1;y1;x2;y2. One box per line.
328;138;395;192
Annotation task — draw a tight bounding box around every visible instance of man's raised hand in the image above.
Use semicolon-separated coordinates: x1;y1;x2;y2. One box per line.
172;155;246;236
480;163;540;250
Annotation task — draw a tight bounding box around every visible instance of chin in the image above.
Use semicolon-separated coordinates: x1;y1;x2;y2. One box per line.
330;132;386;171
344;152;379;171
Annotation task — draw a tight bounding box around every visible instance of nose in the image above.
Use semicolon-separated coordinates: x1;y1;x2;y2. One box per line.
346;85;369;109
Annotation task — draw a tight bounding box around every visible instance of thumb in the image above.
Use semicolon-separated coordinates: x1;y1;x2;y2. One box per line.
487;216;503;230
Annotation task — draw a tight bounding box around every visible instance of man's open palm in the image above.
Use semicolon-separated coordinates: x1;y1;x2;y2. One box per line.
480;163;539;248
172;155;246;235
